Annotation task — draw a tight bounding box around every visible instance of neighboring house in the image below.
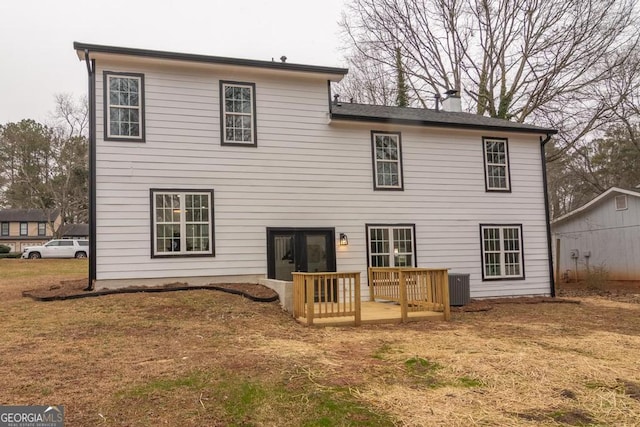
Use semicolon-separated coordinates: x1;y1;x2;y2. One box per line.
0;209;61;252
552;187;640;281
59;223;89;240
74;42;557;298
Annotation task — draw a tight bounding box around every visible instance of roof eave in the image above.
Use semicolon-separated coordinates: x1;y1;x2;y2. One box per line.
74;42;348;79
330;113;558;135
552;187;640;224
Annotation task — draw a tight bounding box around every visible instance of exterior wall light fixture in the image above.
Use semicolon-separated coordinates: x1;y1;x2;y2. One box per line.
339;233;348;246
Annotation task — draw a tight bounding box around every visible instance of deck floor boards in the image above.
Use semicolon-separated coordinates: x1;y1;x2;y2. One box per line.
296;301;445;326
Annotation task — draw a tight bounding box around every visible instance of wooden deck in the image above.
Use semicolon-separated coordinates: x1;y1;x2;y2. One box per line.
296;301;445;326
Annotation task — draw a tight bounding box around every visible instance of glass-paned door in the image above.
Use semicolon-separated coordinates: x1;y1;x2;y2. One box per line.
267;228;336;281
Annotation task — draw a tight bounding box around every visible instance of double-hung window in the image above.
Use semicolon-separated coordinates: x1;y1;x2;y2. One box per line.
38;222;46;236
483;137;510;191
1;222;8;236
20;222;28;236
151;189;215;257
371;131;403;190
104;72;145;141
480;224;524;280
367;225;416;267
220;81;256;146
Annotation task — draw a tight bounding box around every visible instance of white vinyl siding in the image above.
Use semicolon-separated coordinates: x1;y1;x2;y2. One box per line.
105;73;144;140
481;225;524;279
483;138;510;191
92;60;550;298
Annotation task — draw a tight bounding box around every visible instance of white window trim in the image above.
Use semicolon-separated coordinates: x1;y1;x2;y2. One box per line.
151;190;214;257
105;72;144;141
371;132;403;190
480;224;524;280
221;81;256;146
615;195;628;211
483;137;511;191
367;224;416;267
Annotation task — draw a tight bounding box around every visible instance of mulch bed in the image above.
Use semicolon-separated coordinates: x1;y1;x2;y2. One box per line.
22;279;279;302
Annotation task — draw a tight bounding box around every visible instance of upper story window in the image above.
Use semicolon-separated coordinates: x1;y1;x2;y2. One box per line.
371;131;404;190
104;72;145;142
151;189;215;258
367;224;416;267
483;137;511;191
38;222;46;236
220;81;257;146
20;222;28;236
1;222;8;236
480;224;524;280
615;195;628;210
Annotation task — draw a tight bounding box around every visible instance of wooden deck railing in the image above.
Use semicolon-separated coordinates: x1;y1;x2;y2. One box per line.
292;272;361;326
368;268;451;321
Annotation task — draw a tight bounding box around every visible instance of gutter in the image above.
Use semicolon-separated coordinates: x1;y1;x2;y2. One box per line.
540;134;555;297
330;113;558;135
83;49;96;291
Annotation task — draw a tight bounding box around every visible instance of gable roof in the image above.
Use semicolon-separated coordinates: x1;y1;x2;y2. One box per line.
0;209;60;222
552;187;640;225
330;103;557;135
74;42;348;80
59;223;89;237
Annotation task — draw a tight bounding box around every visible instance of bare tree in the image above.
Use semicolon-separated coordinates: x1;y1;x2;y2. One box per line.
336;49;399;105
0;94;88;233
340;0;639;126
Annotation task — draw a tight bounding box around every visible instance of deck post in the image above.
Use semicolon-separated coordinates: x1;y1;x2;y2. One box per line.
354;272;361;326
305;275;315;326
368;268;375;301
442;270;451;321
399;270;408;323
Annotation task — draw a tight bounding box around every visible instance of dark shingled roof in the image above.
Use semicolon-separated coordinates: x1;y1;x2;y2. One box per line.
74;42;348;77
59;223;89;237
330;103;557;134
0;209;60;222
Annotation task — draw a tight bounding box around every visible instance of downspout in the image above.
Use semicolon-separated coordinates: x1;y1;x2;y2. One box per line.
540;134;555;297
84;49;96;291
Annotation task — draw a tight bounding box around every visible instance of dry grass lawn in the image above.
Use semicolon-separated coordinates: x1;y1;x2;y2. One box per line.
1;259;640;426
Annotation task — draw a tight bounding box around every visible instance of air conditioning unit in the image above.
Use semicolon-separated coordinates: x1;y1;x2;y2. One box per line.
448;273;470;306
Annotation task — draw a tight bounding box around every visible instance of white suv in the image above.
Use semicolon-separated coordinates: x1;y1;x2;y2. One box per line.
22;239;89;259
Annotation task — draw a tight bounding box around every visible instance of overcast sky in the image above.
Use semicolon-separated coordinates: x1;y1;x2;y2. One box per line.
0;0;347;125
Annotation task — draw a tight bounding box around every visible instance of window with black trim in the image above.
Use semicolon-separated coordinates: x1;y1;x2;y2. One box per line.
220;81;257;146
1;222;8;236
151;190;215;257
371;132;403;190
38;222;46;236
20;222;28;236
367;224;415;267
480;224;524;280
483;137;510;191
104;72;145;141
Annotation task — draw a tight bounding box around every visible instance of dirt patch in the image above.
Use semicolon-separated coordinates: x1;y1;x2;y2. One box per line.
22;279;278;302
452;296;580;312
558;280;640;304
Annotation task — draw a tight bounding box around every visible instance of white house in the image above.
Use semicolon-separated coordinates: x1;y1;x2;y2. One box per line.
552;187;640;281
74;42;557;298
